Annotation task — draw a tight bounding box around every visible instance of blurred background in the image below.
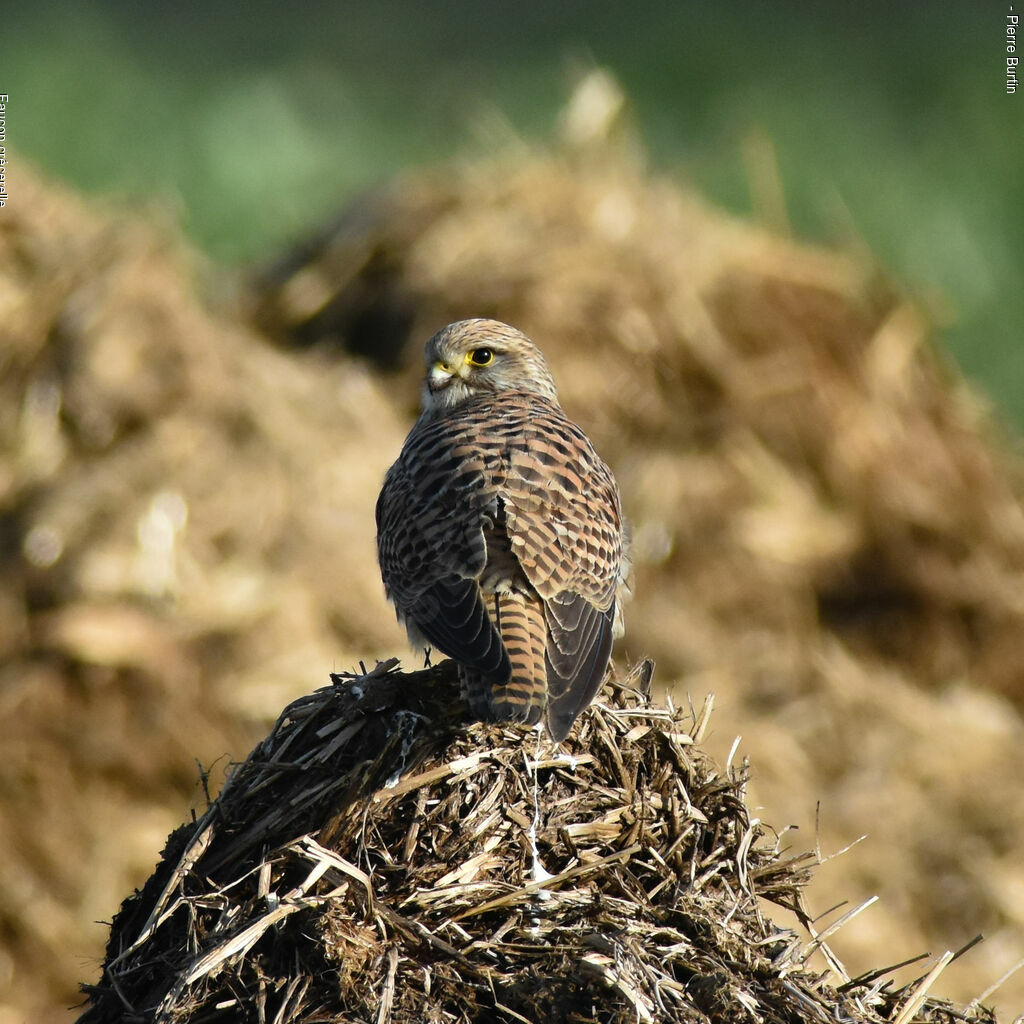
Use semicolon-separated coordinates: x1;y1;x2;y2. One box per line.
3;2;1024;1022
4;0;1022;423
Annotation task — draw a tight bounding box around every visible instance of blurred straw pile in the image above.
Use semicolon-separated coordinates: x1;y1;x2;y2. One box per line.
2;75;1024;1021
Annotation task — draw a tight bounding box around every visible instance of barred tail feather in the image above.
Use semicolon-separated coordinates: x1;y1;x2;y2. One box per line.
469;592;547;726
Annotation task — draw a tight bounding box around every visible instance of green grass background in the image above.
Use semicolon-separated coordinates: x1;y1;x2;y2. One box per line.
2;1;1021;425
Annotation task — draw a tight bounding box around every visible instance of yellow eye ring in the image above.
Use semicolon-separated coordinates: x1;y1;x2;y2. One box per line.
466;348;494;366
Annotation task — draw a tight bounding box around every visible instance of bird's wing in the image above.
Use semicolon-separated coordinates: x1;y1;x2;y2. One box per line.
502;408;623;608
376;417;510;682
543;592;616;741
502;406;624;736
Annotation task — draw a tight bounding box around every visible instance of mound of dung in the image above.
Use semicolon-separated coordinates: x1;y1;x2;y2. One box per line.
78;661;993;1024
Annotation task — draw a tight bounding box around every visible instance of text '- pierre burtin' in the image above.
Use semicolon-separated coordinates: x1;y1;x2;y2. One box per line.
1010;12;1019;94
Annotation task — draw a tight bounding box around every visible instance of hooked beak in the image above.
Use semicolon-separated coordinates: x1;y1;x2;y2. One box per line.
428;360;458;392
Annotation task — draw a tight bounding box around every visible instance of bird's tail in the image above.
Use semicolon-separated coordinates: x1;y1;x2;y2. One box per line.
463;591;547;727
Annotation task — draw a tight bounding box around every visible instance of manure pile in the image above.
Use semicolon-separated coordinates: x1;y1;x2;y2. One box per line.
78;661;993;1024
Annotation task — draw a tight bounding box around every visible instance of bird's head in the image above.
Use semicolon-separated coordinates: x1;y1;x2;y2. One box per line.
419;319;560;416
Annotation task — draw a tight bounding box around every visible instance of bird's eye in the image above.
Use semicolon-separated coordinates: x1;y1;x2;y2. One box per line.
466;348;494;366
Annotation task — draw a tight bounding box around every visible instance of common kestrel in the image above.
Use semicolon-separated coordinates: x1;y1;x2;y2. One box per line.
376;319;626;741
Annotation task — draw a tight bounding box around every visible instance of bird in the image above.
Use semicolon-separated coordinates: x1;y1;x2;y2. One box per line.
376;318;626;741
